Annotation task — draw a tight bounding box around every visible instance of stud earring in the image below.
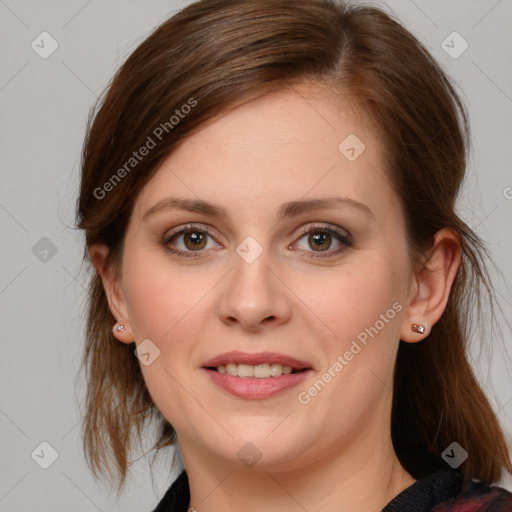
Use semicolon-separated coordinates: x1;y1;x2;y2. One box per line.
115;323;128;333
411;323;426;334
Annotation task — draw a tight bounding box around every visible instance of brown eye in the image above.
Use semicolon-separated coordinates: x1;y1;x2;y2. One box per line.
307;231;332;251
163;224;220;258
182;230;207;250
293;224;352;259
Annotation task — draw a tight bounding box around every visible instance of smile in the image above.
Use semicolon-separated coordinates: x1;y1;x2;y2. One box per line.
201;351;313;399
209;363;304;378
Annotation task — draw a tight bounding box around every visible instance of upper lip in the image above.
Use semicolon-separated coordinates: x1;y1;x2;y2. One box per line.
202;351;312;370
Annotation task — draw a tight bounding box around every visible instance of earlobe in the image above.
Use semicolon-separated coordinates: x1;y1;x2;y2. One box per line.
89;243;134;344
400;228;461;343
112;322;134;344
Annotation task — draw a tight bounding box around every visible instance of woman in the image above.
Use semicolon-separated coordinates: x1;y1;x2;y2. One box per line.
76;0;512;510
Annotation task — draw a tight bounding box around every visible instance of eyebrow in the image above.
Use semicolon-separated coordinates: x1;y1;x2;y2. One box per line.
142;195;374;221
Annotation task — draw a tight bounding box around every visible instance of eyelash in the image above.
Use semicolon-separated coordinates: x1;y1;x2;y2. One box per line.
162;223;353;259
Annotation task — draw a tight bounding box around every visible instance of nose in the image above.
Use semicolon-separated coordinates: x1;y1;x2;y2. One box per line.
217;247;292;333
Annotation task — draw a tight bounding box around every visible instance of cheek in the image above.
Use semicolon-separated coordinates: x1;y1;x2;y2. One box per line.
305;252;407;410
315;259;405;346
122;245;204;339
289;273;405;446
120;248;217;422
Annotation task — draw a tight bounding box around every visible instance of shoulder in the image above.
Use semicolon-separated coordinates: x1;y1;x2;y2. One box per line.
432;477;512;511
155;469;512;512
152;469;189;512
384;469;512;512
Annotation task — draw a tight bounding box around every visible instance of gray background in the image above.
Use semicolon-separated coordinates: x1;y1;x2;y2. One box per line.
1;0;511;510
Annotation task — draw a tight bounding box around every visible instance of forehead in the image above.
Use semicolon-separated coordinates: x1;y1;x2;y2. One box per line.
133;84;395;223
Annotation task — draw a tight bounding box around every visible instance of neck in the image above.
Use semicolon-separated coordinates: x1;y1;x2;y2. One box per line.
180;424;415;511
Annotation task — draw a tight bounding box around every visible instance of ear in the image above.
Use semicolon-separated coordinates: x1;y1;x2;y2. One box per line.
400;228;461;343
89;243;133;344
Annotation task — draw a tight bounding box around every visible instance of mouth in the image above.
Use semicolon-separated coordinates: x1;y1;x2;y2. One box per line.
205;363;308;378
201;351;313;399
201;351;313;378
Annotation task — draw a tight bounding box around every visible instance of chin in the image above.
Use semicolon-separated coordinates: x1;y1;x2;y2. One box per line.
222;429;309;469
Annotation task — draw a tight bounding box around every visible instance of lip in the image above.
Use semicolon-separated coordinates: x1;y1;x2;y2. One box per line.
202;351;313;370
201;351;314;400
202;367;314;399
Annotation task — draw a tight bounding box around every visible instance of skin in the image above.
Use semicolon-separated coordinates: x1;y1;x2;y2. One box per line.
91;82;461;511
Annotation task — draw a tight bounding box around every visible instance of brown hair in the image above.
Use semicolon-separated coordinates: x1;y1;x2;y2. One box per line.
75;0;511;494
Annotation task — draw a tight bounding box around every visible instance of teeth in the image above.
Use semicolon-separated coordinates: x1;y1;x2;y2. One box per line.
216;363;296;378
225;363;238;376
254;363;271;378
238;364;253;378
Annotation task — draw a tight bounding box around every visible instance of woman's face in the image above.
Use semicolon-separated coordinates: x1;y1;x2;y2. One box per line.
108;84;419;471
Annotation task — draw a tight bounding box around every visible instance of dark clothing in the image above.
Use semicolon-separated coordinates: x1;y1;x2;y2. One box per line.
153;470;189;512
152;468;512;511
383;470;512;511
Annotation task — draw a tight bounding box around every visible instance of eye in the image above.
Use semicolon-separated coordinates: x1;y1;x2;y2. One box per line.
162;224;220;258
292;223;352;258
162;222;352;260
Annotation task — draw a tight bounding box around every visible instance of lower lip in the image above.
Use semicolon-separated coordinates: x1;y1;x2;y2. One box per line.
202;368;313;399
